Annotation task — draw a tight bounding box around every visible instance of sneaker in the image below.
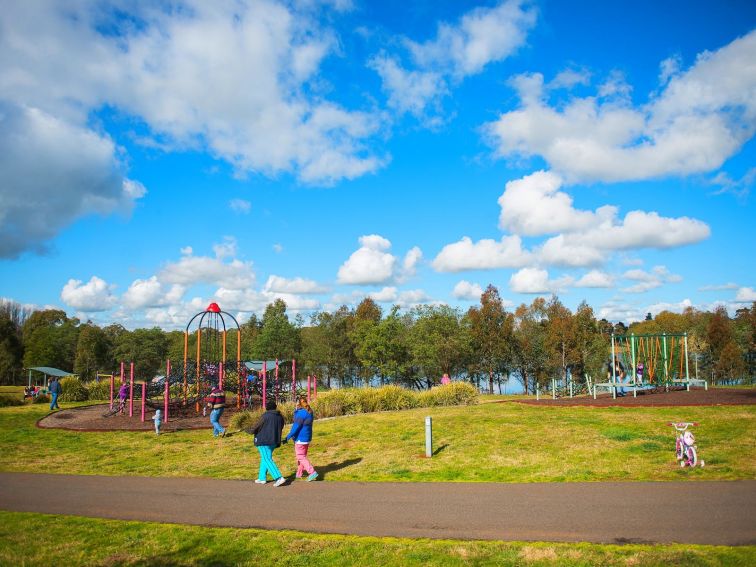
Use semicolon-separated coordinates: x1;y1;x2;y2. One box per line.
307;472;319;482
273;477;286;487
254;479;267;484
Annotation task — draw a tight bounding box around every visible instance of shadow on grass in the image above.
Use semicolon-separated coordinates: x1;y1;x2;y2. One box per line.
317;458;363;479
433;443;449;456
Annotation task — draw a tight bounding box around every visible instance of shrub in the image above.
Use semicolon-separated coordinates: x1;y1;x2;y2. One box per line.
32;394;50;404
374;385;418;411
86;380;111;401
420;382;479;407
0;394;23;407
59;377;88;402
229;401;294;432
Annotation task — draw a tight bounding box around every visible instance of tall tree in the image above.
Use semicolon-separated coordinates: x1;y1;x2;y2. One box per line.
467;285;514;394
513;298;549;395
0;313;24;384
254;300;300;360
22;310;79;371
409;304;470;387
545;297;574;383
355;306;411;386
112;328;168;380
74;323;110;381
707;306;732;363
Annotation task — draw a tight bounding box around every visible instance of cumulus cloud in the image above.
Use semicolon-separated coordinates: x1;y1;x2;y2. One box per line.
509;267;572;294
452;280;484;300
263;275;327;294
159;254;255;290
621;265;682;294
369;286;431;307
484;30;756;182
337;235;422;285
122;277;185;310
229;199;251;214
699;283;738;291
574;270;614;288
61;276;117;312
735;287;756;302
432;235;531;272
0;102;145;258
370;0;536;118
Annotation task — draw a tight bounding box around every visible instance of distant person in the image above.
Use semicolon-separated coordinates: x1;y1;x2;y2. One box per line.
246;371;258;407
205;385;227;438
118;382;129;414
48;377;62;410
284;396;318;482
252;399;286;487
152;409;163;435
636;362;644;385
441;373;451;385
608;358;627;397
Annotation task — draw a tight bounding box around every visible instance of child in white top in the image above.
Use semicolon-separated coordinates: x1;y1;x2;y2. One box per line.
152;409;162;435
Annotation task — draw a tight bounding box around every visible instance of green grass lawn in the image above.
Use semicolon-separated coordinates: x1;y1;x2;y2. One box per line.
1;511;753;567
0;400;754;482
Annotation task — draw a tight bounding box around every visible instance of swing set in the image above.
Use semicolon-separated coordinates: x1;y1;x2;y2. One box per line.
593;333;708;399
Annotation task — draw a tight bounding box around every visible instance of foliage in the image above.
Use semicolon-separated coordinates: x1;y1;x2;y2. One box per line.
112;327;167;381
74;324;111;381
0;395;23;407
229;402;294;431
31;394;50;404
416;382;479;407
467;285;514;394
58;377;88;402
253;300;300;360
85;380;111;401
22;309;79;373
0;313;24;385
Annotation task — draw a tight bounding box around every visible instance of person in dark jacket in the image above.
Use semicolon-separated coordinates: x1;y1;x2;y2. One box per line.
252;399;286;486
48;377;62;410
284;396;318;481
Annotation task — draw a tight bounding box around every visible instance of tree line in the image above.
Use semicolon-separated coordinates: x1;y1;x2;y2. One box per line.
1;288;753;390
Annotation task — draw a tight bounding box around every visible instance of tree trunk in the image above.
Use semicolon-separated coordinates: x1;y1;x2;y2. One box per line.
488;369;494;394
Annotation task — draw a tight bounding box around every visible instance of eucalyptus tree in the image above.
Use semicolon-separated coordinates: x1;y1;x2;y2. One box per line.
112;327;168;380
22;309;79;372
74;323;110;381
349;297;383;385
512;298;549;395
354;305;412;386
467;285;514;394
0;312;23;384
409;304;471;388
254;299;301;360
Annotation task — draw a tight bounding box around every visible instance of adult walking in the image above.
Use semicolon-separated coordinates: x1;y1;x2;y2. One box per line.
252;399;286;487
205;384;226;438
48;377;62;410
285;396;318;482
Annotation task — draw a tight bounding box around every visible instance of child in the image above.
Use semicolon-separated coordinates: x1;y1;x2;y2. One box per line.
152;409;162;435
118;382;129;414
284;396;318;482
252;399;286;486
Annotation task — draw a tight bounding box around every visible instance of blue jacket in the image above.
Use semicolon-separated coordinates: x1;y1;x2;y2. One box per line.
286;408;314;443
252;410;284;447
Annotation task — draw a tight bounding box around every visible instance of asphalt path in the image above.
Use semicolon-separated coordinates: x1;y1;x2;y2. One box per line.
1;473;754;545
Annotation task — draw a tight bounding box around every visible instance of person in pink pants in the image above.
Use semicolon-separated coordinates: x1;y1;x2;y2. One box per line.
284;396;318;481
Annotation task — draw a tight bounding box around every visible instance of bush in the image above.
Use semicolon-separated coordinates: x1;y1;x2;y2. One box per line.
229;401;294;432
32;394;50;404
85;380;111;401
312;389;363;418
0;394;23;407
419;382;479;407
59;377;88;402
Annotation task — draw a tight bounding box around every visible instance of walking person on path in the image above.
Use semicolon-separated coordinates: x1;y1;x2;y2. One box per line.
48;377;62;410
205;384;226;438
284;396;318;482
252;399;286;487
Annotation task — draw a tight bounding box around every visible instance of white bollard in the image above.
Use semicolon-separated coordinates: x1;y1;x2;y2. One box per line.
425;416;432;458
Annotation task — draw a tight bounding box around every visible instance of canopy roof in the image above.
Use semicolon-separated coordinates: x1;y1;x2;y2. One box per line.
244;361;289;372
27;366;75;377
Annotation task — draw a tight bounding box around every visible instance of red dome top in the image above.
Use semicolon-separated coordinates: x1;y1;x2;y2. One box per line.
206;302;221;313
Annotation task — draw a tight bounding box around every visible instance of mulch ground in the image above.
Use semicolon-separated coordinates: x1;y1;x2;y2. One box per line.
36;402;247;432
37;388;755;431
513;387;756;407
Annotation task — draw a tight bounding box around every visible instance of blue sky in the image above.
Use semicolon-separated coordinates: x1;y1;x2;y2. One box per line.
1;0;754;329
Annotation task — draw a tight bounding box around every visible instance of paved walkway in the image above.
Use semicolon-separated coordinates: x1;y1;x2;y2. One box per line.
1;473;754;545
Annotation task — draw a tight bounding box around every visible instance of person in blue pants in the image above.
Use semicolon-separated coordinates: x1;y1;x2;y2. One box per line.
252;399;286;487
48;377;62;410
205;385;226;437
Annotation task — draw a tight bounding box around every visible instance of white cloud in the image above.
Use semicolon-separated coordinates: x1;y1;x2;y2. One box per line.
699;283;738;291
180;246;193;256
212;236;238;260
369;287;431;307
273;243;284;253
548;68;591;90
621;265;681;294
61;276;117;312
452;280;484;300
229;199;251;214
122;277;185;310
709;167;755;199
432;235;531;272
735;287;756;302
371;0;536;118
264;275;327;294
484;30;756;183
337;235;421;285
574;270;614;288
369;287;398;303
509;268;572;294
160;255;255;290
0;102;144;258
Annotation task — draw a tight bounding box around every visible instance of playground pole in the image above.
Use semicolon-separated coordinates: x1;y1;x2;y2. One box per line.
662;334;669;390
630;335;637;398
109;374;114;410
684;333;691;390
120;361;124;384
141;382;146;422
292;359;296;403
195;327;201;413
219;361;224;391
262;361;267;409
314;374;317;399
275;359;279;403
129;362;134;417
183;331;188;406
165;359;170;423
610;334;617;399
307;375;311;403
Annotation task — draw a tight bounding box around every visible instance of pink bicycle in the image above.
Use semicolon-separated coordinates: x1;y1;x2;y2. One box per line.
669;422;704;468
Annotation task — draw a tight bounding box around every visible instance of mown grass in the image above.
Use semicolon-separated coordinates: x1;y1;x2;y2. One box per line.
0;511;753;567
0;400;754;482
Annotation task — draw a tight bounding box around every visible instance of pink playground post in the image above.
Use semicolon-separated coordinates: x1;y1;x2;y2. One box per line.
262;361;267;409
109;374;114;410
275;359;279;403
164;359;170;423
313;374;317;399
120;361;125;384
129;362;134;417
141;382;146;422
291;359;296;402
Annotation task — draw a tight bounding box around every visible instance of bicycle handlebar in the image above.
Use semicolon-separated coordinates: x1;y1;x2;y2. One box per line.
667;422;698;430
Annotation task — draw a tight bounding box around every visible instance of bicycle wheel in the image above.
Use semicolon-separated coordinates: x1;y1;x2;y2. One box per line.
675;438;684;460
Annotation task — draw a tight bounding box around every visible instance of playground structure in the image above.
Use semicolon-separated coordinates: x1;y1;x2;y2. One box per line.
104;303;318;424
537;332;709;400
